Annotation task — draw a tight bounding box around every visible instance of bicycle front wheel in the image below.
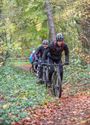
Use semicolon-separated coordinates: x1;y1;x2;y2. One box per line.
51;72;62;98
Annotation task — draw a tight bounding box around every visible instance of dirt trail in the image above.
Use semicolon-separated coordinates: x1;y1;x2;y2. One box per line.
13;94;90;125
16;64;32;71
13;64;90;125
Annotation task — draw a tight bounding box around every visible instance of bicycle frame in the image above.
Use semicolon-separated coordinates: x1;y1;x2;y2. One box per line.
33;61;64;98
51;63;64;98
42;65;49;87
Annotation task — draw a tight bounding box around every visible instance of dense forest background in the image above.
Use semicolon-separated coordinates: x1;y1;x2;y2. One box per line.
0;0;90;62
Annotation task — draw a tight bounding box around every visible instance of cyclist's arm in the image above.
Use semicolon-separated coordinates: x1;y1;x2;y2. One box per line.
63;44;69;64
35;46;42;59
42;48;50;61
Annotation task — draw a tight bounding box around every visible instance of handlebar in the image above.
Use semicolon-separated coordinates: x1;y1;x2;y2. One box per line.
33;62;65;67
42;63;65;67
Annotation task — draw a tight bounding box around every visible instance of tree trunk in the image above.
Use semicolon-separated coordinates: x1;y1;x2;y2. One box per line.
45;0;56;42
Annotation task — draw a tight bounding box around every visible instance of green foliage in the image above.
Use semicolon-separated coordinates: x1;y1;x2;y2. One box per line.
1;0;48;47
0;64;53;123
64;54;90;84
1;0;89;59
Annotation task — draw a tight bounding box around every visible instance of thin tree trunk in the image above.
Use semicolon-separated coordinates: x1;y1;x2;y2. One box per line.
45;0;56;42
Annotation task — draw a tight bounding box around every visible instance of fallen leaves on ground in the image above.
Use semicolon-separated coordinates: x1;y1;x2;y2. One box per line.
11;64;90;125
16;64;32;71
12;94;90;125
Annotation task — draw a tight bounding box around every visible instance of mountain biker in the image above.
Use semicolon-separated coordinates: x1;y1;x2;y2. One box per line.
35;39;49;83
29;49;36;64
42;33;69;86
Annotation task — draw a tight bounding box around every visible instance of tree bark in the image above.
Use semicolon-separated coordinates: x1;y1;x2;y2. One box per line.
45;0;56;42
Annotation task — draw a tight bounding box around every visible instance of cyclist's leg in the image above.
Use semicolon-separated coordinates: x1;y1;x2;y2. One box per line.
55;61;63;96
59;64;63;81
60;71;63;81
37;60;43;83
32;62;37;73
55;60;63;81
38;66;43;78
48;58;54;85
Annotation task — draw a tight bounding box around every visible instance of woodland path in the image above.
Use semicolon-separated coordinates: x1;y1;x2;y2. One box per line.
13;64;90;125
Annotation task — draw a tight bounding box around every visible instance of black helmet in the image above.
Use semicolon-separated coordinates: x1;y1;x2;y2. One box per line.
56;33;64;41
42;40;49;45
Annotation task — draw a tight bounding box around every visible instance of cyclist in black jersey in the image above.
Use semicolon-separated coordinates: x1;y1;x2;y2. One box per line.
35;40;49;83
43;33;69;86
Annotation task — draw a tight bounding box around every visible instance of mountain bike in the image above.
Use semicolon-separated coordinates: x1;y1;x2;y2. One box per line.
41;63;64;98
33;62;64;98
41;63;50;87
33;61;49;86
51;63;64;98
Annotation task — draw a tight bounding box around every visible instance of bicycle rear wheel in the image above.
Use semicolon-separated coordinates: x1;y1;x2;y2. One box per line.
51;72;62;98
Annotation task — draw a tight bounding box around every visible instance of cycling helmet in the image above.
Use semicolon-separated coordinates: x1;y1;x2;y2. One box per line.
56;33;64;41
42;40;49;45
